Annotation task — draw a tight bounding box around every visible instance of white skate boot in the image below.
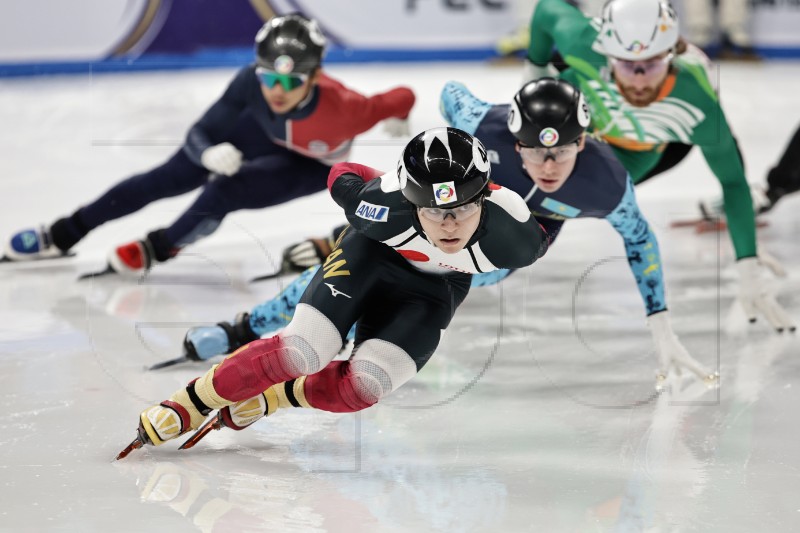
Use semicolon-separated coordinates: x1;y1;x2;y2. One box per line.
3;226;64;261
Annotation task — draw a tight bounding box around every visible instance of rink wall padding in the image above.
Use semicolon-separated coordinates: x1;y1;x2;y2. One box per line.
2;0;800;77
0;47;503;77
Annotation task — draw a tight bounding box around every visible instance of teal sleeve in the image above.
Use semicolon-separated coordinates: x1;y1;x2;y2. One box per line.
249;266;318;336
249;266;356;340
470;269;513;287
604;176;667;316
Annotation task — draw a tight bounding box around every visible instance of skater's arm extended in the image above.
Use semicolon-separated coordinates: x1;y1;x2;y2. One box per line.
605;176;667;316
184;67;252;166
693;102;757;259
322;74;416;137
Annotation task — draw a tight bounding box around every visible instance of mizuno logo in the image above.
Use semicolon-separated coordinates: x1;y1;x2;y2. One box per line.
325;283;351;298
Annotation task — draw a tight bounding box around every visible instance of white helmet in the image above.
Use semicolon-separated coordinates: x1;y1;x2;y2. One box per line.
596;0;679;60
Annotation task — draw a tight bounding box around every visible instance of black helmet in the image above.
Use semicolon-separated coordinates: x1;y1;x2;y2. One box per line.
508;78;591;148
255;14;326;75
398;127;491;209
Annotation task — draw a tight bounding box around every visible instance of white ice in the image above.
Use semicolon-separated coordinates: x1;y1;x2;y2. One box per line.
1;60;799;532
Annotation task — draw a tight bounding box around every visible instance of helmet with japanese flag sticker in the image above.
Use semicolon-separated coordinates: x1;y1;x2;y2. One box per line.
398;127;491;209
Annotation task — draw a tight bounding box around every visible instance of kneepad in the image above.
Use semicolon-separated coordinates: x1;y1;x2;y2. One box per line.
207;304;342;403
304;339;417;413
279;303;343;375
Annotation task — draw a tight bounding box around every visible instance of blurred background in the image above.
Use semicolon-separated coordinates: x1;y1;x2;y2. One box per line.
3;0;799;77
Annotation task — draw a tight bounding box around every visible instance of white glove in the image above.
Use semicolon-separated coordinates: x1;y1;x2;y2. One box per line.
757;249;787;278
521;60;559;85
200;142;243;176
283;238;332;270
648;310;719;391
736;257;795;332
382;117;410;138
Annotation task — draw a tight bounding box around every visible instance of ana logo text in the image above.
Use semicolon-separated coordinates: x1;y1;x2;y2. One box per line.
355;201;389;222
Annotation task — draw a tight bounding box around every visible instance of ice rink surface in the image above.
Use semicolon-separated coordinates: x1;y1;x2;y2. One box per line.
1;60;799;532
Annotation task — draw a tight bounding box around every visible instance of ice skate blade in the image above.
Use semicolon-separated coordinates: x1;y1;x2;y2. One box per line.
115;437;145;460
179;416;222;450
147;355;191;371
0;251;74;263
78;265;116;280
669;218;769;233
249;267;294;283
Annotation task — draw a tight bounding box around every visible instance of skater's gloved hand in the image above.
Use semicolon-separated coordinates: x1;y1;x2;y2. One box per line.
521;60;558;84
736;257;796;333
756;249;787;278
282;237;332;271
382;117;410;138
750;185;775;215
648;311;719;390
200;142;243;176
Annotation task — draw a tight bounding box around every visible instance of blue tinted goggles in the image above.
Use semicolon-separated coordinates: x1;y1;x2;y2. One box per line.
255;67;309;91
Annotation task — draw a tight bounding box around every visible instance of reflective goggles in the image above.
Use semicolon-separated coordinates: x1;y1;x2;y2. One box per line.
255;67;309;91
418;198;482;223
519;141;579;164
609;52;673;79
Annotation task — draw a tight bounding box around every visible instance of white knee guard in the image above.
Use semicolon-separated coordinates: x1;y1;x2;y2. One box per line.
349;339;418;404
279;304;343;375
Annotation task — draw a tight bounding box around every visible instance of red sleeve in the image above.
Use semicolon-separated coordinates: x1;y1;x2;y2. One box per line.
327;162;385;191
320;74;415;136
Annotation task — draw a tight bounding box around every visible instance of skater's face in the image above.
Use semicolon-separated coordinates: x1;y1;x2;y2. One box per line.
258;68;319;114
418;198;483;254
610;51;673;107
518;135;585;193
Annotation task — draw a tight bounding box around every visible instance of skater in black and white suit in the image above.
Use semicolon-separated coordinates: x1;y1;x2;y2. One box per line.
118;127;549;455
